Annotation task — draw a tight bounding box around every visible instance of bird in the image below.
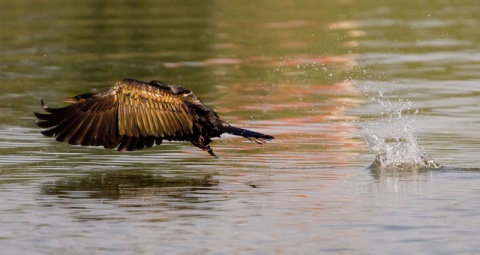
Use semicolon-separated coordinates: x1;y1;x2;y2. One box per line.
34;78;274;157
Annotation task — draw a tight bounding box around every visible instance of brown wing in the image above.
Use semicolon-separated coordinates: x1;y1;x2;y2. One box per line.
34;79;195;151
115;80;194;140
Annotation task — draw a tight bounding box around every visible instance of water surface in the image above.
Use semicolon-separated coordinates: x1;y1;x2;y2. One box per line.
1;0;480;254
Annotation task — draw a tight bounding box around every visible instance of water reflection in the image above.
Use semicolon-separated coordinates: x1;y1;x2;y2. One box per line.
162;55;354;68
2;0;480;254
41;172;218;201
368;159;435;179
38;171;221;222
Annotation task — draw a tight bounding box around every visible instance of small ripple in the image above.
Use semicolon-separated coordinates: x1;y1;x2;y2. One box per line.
0;155;55;166
0;126;50;149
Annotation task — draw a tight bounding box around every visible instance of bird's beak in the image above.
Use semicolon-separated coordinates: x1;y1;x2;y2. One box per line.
60;97;78;104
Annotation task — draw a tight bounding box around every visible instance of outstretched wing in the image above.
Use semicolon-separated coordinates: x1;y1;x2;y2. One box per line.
115;80;194;139
34;79;195;151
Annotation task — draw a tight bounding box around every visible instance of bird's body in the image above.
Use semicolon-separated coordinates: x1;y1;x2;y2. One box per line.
34;78;273;157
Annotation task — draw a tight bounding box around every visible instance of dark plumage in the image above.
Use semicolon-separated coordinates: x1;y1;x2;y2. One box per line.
34;78;273;157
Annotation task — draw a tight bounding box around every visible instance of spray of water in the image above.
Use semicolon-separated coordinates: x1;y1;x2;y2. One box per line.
360;87;441;170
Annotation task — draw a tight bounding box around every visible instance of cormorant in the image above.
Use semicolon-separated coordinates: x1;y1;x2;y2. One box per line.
34;78;274;157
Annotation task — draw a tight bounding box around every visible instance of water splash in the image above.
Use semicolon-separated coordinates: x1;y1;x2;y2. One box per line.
360;86;441;170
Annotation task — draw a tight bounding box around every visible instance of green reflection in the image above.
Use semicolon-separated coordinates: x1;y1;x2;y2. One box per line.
1;0;403;167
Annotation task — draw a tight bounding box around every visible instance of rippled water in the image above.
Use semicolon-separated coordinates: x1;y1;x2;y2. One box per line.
1;0;480;254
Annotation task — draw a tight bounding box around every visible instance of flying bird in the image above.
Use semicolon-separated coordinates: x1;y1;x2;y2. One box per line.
34;78;274;157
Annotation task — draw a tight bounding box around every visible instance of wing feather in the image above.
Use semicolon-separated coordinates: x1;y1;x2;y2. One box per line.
41;108;84;138
142;106;156;136
177;104;193;136
163;109;179;136
145;136;155;148
134;106;147;137
58;110;91;143
35;92;120;149
79;112;100;146
117;136;131;151
35;78;196;152
152;105;165;137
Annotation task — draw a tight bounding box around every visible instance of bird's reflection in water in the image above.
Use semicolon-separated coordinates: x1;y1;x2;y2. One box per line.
42;172;217;199
40;172;220;220
42;173;217;199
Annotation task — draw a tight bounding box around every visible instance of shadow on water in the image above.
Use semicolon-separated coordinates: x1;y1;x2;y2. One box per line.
38;171;223;222
41;172;218;200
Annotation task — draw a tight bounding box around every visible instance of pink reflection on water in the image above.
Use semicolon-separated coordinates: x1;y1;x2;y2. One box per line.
209;80;364;167
162;55;353;68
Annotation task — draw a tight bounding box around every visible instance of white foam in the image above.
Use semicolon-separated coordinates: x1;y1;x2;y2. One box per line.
359;86;441;169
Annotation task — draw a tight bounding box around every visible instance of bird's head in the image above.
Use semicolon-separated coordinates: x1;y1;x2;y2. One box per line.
61;93;95;104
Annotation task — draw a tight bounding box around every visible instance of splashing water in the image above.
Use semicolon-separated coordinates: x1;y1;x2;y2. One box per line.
360;87;441;170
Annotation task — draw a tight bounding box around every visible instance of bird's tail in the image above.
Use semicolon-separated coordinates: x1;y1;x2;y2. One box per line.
223;125;274;144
